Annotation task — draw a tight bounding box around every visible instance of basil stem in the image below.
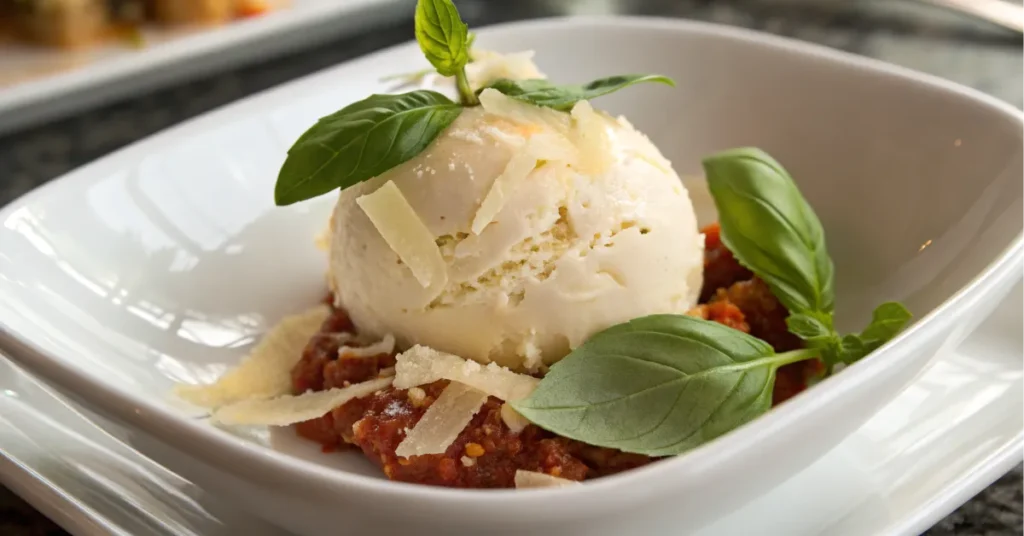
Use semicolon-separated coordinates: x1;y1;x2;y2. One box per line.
455;67;478;106
702;148;910;372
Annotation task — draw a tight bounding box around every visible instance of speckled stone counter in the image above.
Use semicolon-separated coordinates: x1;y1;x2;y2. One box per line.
0;1;1021;534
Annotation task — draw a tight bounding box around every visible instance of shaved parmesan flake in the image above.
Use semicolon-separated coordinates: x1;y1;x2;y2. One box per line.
479;88;571;134
514;470;580;489
394;345;539;401
471;150;536;234
356;181;447;289
212;377;393;426
174;305;330;408
570;100;614;175
467;49;545;89
339;334;396;359
500;403;531;433
395;382;488;458
471;135;578;235
529;131;579;164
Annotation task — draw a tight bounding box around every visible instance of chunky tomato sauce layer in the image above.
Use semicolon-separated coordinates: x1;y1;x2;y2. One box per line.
291;223;823;488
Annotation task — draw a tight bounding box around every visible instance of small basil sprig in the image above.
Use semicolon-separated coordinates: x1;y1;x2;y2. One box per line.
702;148;911;370
274;0;474;206
788;302;911;367
415;0;476;105
274;91;461;206
481;75;675;111
512;315;819;456
840;302;913;362
275;0;682;205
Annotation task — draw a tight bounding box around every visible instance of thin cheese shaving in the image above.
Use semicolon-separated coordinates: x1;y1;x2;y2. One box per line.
529;130;579;164
212;377;393;426
500;403;531;433
174;305;330;408
471;134;578;234
570;100;614;175
467;49;545;89
479;88;571;134
339;333;396;359
395;382;488;458
471;149;536;235
356;180;447;289
394;345;539;401
514;470;580;489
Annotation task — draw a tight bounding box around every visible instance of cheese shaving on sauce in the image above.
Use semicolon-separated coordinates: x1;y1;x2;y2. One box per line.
174;305;330;408
356;180;447;289
212;377;393;426
339;333;396;359
514;470;580;489
394;345;539;402
395;382;488;458
500;403;531;433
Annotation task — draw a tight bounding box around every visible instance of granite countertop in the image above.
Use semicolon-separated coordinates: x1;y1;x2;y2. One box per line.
0;0;1021;534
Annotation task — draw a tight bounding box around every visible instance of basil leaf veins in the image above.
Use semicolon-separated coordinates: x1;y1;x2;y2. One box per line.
414;0;476;105
414;0;469;77
838;301;912;363
703;147;911;371
702;147;835;315
511;314;819;457
274;91;462;206
483;74;675;111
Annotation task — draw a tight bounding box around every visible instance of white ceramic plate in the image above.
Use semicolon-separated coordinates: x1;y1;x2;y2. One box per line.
1;282;1019;536
0;16;1021;536
0;0;411;135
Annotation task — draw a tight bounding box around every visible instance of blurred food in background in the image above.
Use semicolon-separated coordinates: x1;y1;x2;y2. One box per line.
0;0;277;48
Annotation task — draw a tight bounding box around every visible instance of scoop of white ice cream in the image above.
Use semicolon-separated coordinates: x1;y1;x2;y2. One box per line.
329;91;703;371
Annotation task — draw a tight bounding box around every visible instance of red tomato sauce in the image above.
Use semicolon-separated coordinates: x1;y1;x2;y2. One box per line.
289;222;821;487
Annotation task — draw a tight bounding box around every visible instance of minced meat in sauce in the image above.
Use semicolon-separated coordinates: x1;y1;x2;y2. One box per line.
290;222;822;487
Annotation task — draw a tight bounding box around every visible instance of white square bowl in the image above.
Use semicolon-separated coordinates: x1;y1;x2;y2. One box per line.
0;16;1020;536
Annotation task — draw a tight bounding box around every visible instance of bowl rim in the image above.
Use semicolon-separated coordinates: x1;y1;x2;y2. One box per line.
0;14;1021;515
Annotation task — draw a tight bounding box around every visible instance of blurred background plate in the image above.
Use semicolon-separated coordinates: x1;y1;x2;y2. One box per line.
0;0;413;136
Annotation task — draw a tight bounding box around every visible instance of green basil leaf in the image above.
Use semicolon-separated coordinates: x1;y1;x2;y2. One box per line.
702;148;836;315
838;334;866;364
511;314;818;456
786;311;841;367
839;302;912;364
482;75;675;111
274;91;462;206
414;0;470;77
785;312;831;341
859;302;912;343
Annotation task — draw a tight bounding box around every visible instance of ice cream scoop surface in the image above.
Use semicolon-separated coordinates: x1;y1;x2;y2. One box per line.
329;96;703;371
